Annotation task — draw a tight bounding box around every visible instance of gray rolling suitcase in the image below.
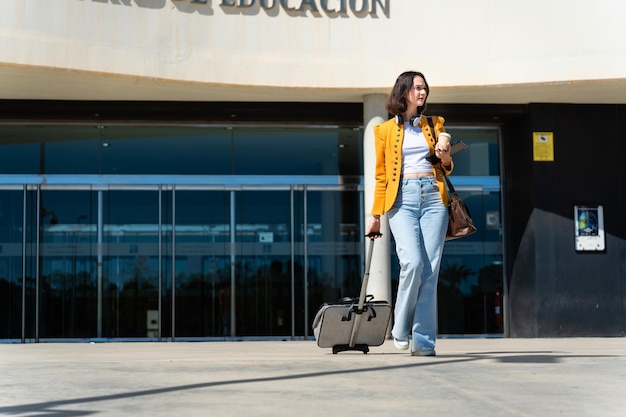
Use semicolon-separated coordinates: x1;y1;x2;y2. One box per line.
312;233;392;354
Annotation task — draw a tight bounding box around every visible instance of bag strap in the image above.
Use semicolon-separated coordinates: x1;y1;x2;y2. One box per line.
426;116;440;165
427;116;456;195
442;169;456;194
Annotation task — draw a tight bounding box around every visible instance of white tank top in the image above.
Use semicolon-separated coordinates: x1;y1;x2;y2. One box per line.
402;123;433;174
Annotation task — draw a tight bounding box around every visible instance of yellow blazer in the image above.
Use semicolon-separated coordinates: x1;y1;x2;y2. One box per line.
371;115;453;215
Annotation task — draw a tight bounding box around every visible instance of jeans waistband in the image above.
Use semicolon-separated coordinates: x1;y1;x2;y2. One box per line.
400;175;435;181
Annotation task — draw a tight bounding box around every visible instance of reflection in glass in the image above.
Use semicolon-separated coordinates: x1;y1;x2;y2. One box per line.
102;191;160;338
0;125;363;176
305;190;361;336
0;122;505;339
445;127;499;176
234;191;294;337
173;190;230;338
0;190;26;339
233;128;362;175
438;190;503;334
100;127;232;175
38;190;97;338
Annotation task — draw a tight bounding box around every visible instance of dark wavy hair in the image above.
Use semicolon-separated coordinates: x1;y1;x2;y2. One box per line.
386;71;430;116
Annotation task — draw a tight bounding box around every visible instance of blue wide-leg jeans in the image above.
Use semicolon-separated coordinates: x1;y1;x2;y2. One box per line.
388;176;448;352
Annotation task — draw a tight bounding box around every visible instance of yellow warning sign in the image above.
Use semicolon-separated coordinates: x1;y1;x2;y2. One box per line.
533;132;554;161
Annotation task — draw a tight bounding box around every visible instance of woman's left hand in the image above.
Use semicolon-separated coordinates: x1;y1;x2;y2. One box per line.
435;145;452;166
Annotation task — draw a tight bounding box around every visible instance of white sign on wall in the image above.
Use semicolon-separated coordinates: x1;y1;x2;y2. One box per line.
574;205;605;251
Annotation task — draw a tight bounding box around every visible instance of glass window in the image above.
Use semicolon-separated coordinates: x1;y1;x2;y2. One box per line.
100;127;232;175
445;127;499;176
46;139;100;174
0;125;363;176
0;142;40;174
233;128;362;176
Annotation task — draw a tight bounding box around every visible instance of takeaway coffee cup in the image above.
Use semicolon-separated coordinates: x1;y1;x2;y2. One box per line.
438;132;451;147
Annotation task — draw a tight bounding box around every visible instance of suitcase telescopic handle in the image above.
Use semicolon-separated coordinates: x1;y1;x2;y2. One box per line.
348;233;382;347
357;233;381;311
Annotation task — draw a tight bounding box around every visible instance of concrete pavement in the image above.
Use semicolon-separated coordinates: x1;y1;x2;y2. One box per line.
1;337;625;417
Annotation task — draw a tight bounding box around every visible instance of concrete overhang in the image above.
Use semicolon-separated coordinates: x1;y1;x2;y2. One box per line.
2;65;626;105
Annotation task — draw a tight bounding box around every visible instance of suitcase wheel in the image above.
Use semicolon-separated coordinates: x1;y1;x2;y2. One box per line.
332;344;369;354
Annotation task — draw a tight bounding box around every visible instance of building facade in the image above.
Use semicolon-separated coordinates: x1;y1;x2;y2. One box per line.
1;0;625;341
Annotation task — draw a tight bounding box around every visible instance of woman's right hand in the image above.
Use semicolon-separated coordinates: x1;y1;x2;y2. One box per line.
365;216;381;237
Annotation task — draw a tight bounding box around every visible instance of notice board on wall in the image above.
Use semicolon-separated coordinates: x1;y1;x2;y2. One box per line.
574;205;605;251
533;132;554;161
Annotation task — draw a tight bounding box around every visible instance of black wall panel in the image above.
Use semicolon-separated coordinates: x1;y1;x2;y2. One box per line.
505;103;626;337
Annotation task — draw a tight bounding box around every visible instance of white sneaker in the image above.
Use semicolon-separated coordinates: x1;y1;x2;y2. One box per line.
393;338;409;350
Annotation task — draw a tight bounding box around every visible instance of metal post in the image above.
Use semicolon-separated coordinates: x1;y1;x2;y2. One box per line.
171;187;176;342
230;190;236;337
97;190;103;338
21;186;27;343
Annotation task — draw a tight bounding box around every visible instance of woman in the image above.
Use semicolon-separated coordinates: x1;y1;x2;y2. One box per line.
365;71;453;356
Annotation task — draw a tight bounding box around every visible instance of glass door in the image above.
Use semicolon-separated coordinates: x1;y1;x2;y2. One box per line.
304;188;362;338
37;189;98;339
101;189;161;339
25;184;365;341
0;189;27;340
234;190;295;337
172;189;230;338
438;187;503;334
437;125;504;335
